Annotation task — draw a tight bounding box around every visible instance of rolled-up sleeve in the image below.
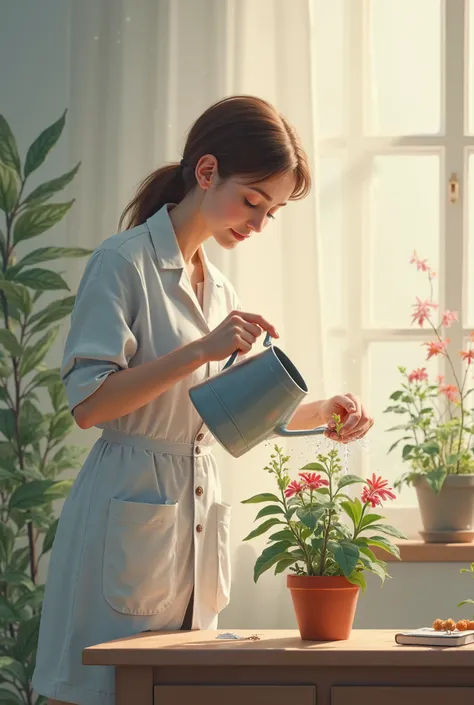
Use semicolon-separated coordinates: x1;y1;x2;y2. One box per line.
61;248;140;412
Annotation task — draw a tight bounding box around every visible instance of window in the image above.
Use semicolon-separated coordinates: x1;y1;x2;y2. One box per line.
312;0;474;537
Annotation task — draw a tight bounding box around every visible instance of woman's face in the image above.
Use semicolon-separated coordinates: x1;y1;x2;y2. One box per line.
197;156;296;249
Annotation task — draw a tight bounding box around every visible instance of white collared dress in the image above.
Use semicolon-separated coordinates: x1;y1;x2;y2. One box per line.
32;204;240;705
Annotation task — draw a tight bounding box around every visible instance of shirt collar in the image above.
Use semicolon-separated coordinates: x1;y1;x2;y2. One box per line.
146;204;223;287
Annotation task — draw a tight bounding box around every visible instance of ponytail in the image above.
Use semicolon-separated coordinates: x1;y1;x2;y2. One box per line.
118;162;194;230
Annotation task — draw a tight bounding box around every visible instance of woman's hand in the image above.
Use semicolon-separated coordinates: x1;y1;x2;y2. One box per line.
201;310;279;362
320;393;374;443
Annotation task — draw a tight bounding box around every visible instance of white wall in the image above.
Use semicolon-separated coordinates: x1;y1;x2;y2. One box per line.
1;0;473;632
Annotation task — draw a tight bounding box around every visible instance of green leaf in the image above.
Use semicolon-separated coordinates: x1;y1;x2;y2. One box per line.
337;474;366;490
9;478;73;511
13;584;44;613
0;686;24;705
359;513;385;530
16;246;91;271
340;498;362;528
366;535;400;559
0;114;21;173
389;391;404;401
255;504;285;520
0;522;15;564
358;554;388;583
41;518;59;554
421;440;440;456
367;523;407;540
327;540;360;577
0;162;20;212
0;655;27;686
0;408;15;440
0;329;22;356
402;444;415;459
422;466;447;494
296;505;325;531
28;368;61;389
13;201;74;244
268;529;297;542
28;295;75;334
346;570;366;592
19;326;59;376
24;110;67;178
13;614;40;665
0;595;19;622
0;280;32;315
274;556;299;574
0;571;35;591
388;437;411;454
458;598;474;607
19;400;47;446
254;542;293;582
14;267;70;291
384;405;409;414
23;162;81;205
49;407;74;441
48;379;67;412
243;517;283;541
300;462;327;473
241;492;281;504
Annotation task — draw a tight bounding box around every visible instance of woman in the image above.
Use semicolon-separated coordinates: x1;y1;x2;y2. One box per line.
32;95;373;705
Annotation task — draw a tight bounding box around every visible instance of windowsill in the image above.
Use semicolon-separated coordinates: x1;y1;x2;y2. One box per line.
372;540;474;562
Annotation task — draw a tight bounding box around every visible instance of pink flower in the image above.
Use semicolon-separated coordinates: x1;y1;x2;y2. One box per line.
410;251;429;272
285;480;304;498
436;374;445;385
412;297;438;326
298;472;329;490
361;474;396;508
460;350;474;365
424;339;449;360
408;367;428;383
439;384;458;402
441;310;458;328
428;269;437;280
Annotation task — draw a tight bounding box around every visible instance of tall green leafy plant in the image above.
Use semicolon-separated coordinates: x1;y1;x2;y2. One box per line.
0;111;90;704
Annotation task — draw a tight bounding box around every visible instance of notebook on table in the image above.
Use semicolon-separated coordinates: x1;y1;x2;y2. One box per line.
394;627;474;647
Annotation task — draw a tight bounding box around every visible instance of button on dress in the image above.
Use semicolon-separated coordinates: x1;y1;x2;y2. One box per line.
32;204;240;705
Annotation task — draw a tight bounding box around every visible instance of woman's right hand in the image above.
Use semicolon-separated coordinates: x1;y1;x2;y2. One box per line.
201;310;279;362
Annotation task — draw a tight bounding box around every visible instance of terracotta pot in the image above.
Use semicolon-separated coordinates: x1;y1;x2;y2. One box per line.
415;474;474;543
287;574;360;641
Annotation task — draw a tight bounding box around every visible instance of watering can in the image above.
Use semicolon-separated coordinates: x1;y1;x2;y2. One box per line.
189;333;328;458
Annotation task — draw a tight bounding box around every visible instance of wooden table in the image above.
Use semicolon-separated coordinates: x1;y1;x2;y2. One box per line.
83;629;474;705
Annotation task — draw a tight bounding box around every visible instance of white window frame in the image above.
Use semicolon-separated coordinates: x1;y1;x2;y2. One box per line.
318;0;474;538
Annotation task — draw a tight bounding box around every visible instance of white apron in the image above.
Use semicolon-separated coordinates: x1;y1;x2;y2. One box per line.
32;204;240;705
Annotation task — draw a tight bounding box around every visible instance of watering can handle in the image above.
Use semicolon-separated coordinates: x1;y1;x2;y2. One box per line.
222;331;273;370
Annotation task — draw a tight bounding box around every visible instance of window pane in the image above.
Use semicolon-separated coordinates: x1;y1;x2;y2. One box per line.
313;0;344;137
368;0;442;135
368;155;440;328
368;342;442;507
318;156;344;328
467;154;474;325
469;0;474;134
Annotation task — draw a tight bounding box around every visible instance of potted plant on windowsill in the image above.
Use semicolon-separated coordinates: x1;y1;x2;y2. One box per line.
241;416;406;641
385;252;474;543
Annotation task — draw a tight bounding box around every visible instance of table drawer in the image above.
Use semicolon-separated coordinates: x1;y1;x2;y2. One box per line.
332;686;474;705
154;684;316;705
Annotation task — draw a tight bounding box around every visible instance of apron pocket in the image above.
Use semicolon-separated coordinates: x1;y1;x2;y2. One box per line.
215;502;232;613
103;497;178;616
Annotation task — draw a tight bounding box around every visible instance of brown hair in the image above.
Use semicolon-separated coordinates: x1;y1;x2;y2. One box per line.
119;95;311;230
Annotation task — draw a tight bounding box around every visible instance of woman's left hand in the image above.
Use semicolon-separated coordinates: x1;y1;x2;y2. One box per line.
320;393;374;443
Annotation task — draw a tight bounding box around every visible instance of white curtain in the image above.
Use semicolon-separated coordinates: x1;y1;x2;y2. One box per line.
66;0;327;629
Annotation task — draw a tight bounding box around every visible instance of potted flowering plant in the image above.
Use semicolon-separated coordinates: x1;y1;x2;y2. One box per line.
241;416;405;641
385;252;474;542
